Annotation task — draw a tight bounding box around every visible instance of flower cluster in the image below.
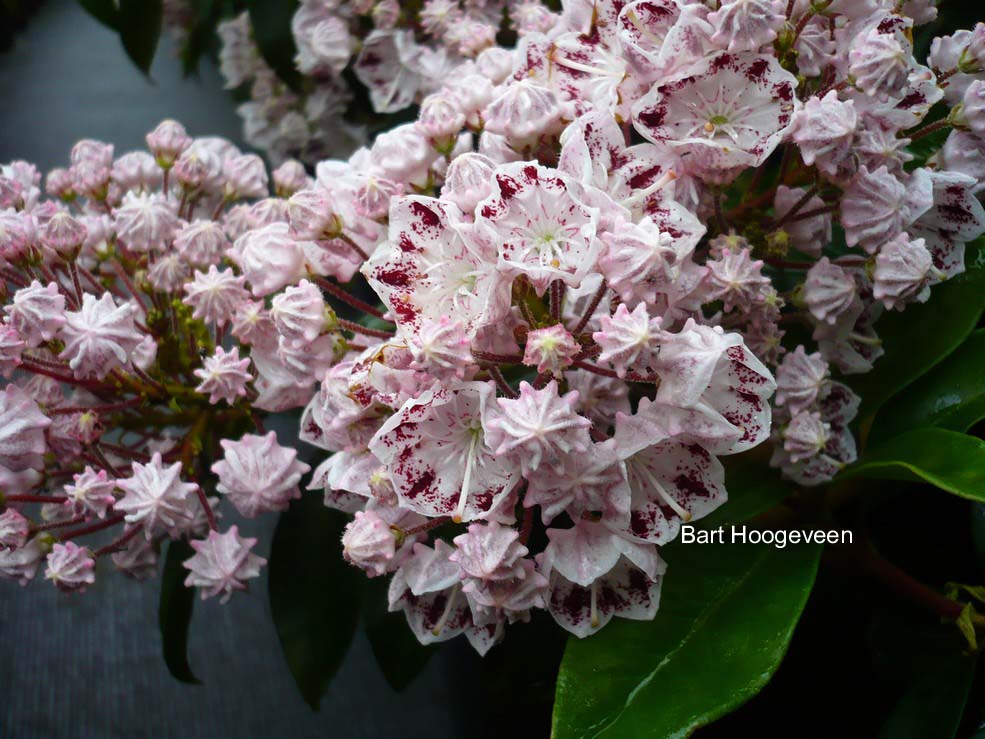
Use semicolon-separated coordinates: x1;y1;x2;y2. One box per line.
0;120;320;597
5;0;985;659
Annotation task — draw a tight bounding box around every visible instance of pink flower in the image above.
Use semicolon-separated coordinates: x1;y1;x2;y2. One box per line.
0;384;50;494
0;322;25;377
271;279;327;346
782;410;830;463
146;119;192;168
708;0;785;53
173;220;230;267
408;317;475;379
873;233;939;310
523;324;580;378
485;380;591;474
849;24;912;100
0;537;45;585
441;153;497;213
59;292;143;379
64;466;118;518
272;159;309;197
789;92;857;177
804;258;857;325
450;521;528;583
223;153;269;199
775;346;829;413
194;346;253;405
212;432;310;518
483;80;564;150
0;509;29;551
704;247;770;312
229;222;307;296
116;452;200;538
182;266;249;325
593;303;663;378
42;210;87;255
45;542;96;592
114;192;179;253
5;281;66;347
183;526;265;603
342;510;399;577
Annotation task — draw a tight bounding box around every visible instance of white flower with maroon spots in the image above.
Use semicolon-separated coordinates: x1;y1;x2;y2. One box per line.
652;320;776;453
369;381;519;523
469;162;605;296
363;195;509;340
633;52;798;177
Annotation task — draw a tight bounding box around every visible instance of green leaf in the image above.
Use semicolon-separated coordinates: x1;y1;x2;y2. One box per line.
868;330;985;446
552;541;822;739
246;0;301;90
878;654;976;739
159;538;200;684
701;451;792;529
362;577;435;691
269;492;361;709
849;239;985;423
118;0;163;75
77;0;119;29
840;428;985;501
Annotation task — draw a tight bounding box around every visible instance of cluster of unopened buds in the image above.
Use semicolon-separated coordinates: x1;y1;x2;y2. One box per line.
4;0;985;655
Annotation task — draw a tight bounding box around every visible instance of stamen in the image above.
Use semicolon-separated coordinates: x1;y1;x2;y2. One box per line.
453;432;480;523
637;463;692;522
431;583;461;636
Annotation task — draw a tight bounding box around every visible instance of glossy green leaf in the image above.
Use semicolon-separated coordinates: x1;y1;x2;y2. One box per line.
840;428;985;501
78;0;119;29
159;538;200;684
552;541;822;739
877;654;976;739
362;577;435;691
849;239;985;422
118;0;163;75
269;492;361;709
868;330;985;446
246;0;301;90
701;451;792;529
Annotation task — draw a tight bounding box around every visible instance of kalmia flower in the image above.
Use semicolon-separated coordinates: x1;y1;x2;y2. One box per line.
183;525;265;603
194;346;253;405
212;432;310;518
59;292;143;379
44;542;96;592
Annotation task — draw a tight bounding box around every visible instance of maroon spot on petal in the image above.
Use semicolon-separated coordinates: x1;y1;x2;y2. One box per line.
410;201;440;229
636;106;667;130
405;468;436;500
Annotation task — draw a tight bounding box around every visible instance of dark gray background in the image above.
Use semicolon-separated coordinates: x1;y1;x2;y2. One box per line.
0;3;489;737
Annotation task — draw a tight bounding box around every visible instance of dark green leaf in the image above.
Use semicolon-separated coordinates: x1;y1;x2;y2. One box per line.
701;450;792;529
159;538;200;684
869;330;985;446
840;428;985;500
362;576;435;691
850;239;985;423
246;0;301;90
180;0;219;76
878;654;976;739
269;492;361;709
552;541;822;738
118;0;163;75
78;0;119;29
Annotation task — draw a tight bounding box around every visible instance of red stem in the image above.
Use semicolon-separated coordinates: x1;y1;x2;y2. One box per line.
59;513;126;542
314;277;389;320
337;317;394;339
94;523;144;556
